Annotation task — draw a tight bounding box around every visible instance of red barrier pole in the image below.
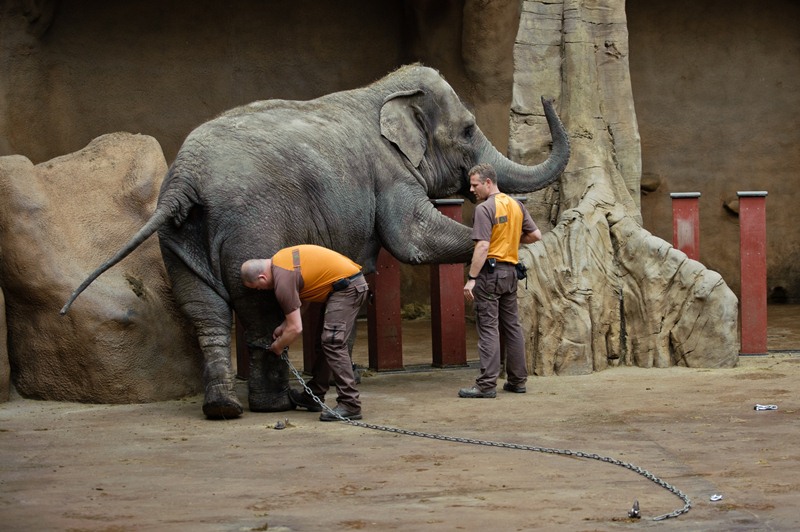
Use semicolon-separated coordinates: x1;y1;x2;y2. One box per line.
738;191;768;355
431;199;467;367
366;248;404;370
670;192;701;260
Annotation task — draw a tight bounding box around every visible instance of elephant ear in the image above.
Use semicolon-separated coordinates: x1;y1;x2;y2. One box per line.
380;89;426;168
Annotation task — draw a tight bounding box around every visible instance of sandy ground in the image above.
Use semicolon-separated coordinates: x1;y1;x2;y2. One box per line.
1;306;799;531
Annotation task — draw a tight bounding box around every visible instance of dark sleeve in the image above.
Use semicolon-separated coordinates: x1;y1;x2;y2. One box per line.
470;202;494;242
519;202;538;234
272;267;302;315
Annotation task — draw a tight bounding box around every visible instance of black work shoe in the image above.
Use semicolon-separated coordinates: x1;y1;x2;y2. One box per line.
458;386;496;398
289;388;323;412
319;404;362;422
503;382;527;393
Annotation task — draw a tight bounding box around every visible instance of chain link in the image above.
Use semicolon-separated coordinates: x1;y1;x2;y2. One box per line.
281;351;691;521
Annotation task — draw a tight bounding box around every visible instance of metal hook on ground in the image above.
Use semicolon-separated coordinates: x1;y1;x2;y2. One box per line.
279;350;692;521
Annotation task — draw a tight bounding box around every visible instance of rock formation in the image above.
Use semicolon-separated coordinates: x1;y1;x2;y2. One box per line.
0;133;203;402
512;0;739;374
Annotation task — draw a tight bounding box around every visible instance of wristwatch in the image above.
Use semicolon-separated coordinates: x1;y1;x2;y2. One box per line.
467;274;477;280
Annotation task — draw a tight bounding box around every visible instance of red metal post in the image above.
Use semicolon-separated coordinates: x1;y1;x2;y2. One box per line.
431;199;467;367
670;192;701;260
738;191;768;355
366;248;404;370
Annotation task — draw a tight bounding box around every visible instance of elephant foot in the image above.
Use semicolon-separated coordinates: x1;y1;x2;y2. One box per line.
248;386;294;412
247;349;293;412
203;380;243;420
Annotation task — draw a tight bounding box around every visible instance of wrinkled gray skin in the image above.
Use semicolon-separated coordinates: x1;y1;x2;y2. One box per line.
62;64;570;419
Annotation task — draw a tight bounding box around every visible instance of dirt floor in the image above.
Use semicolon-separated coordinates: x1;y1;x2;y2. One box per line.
2;306;799;531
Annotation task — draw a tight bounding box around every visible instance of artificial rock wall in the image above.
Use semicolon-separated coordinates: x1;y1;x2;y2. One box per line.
510;0;739;373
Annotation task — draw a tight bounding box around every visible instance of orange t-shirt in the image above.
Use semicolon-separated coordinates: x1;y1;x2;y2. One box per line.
271;245;361;311
470;193;537;264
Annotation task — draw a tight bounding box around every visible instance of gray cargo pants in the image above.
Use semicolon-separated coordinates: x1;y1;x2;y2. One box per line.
473;262;528;392
306;274;369;410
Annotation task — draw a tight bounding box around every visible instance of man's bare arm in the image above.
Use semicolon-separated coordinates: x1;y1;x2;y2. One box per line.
464;240;490;301
520;229;542;245
271;308;303;355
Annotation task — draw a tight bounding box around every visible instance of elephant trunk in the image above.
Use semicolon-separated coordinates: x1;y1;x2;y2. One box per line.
485;97;570;194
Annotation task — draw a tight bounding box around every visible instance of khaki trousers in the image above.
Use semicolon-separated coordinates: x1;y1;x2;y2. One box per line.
473;262;528;392
306;275;368;410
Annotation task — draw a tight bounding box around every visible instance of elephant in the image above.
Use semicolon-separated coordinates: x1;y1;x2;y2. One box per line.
61;64;570;419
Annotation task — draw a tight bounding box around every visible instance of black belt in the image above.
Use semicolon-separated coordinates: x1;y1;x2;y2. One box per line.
483;259;515;274
332;271;363;291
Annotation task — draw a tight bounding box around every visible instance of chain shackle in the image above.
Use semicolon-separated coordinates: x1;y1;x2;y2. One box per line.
280;352;690;520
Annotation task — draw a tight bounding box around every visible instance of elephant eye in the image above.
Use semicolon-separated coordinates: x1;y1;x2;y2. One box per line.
463;124;475;140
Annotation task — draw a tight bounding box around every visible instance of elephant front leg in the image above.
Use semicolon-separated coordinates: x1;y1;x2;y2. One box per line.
200;328;244;419
245;342;294;413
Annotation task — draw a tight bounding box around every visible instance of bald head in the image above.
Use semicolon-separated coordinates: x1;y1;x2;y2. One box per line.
241;259;270;288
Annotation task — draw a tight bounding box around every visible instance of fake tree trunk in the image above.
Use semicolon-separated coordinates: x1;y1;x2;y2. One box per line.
510;0;739;374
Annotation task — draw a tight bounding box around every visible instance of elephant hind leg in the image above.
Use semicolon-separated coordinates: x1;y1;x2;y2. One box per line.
201;342;243;419
163;250;242;419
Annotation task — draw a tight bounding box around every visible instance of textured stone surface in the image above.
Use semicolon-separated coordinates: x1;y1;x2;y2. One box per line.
512;0;739;373
0;288;8;402
0;133;202;402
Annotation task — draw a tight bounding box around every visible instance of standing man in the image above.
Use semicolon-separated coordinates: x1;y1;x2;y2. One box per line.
459;163;542;399
241;244;368;420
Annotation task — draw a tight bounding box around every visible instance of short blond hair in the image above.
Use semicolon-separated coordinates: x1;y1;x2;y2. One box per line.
468;163;496;183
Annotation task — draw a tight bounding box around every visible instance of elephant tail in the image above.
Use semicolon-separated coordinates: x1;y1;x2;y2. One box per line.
59;205;173;315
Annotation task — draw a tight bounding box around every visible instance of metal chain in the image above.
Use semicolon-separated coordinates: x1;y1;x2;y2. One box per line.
281;351;691;521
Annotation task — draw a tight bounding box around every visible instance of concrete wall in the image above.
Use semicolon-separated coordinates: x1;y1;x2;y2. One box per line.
0;0;408;163
628;0;800;302
0;0;520;163
2;0;798;305
0;0;523;309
